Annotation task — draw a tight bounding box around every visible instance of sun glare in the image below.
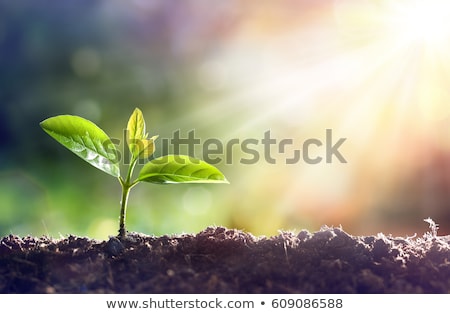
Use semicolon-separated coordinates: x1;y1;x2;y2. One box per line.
387;0;450;46
206;1;450;234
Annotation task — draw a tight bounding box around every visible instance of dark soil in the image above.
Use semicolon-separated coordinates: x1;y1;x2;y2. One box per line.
1;226;450;293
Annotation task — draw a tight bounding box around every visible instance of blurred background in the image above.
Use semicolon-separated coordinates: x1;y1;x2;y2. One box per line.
1;0;450;239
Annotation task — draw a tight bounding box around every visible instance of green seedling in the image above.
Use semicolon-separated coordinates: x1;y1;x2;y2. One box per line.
40;108;228;238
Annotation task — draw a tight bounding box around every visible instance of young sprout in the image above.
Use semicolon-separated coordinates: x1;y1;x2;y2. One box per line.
40;108;228;238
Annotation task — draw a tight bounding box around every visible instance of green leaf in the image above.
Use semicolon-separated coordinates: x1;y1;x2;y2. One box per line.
127;108;146;158
138;135;158;159
137;155;228;184
40;115;120;177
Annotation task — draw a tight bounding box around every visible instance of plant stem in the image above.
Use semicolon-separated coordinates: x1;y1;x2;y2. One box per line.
118;182;131;238
118;157;139;238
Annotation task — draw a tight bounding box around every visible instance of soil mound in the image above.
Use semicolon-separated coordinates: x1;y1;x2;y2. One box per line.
1;226;449;293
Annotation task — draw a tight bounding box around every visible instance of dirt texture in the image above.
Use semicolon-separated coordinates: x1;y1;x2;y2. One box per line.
1;226;450;293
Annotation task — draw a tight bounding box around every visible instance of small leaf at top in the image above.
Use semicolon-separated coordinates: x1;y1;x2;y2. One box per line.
40;115;120;177
127;108;146;158
137;155;229;184
138;135;158;159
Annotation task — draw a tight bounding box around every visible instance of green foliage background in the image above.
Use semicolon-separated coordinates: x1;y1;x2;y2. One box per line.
0;1;230;238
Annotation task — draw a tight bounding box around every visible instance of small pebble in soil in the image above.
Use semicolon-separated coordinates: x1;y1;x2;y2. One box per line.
106;237;125;256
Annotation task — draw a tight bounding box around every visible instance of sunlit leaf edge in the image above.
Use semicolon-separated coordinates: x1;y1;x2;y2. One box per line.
40;115;120;177
137;155;228;184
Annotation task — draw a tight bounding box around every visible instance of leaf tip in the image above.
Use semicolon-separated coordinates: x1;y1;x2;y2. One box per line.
217;177;230;184
39;118;49;128
209;173;229;183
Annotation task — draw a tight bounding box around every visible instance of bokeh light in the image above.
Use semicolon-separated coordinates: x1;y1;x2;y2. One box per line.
1;0;450;239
